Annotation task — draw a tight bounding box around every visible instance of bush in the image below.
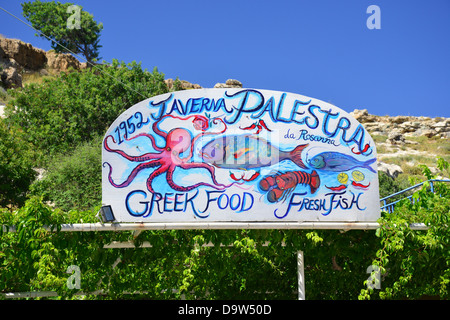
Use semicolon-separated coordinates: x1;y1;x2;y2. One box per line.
361;157;450;300
378;171;401;199
31;135;102;211
0;120;36;208
5;60;168;159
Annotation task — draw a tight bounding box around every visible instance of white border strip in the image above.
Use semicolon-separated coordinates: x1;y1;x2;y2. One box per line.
57;221;429;231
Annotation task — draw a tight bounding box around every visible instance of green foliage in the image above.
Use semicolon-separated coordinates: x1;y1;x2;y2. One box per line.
378;171;402;199
22;0;103;63
5;60;168;159
1;160;448;300
30;135;102;212
0;120;36;208
360;158;450;300
0;199;375;299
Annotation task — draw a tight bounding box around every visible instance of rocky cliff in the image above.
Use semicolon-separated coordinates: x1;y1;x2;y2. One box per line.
164;78;243;90
0;35;86;89
351;109;450;140
350;109;449;179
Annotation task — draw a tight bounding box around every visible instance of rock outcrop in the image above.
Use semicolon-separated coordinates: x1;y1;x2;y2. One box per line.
180;80;202;90
164;78;244;91
351;109;449;179
377;162;403;179
214;79;243;88
164;78;202;91
1;62;22;88
45;50;85;72
351;108;450;140
0;36;85;89
0;36;47;70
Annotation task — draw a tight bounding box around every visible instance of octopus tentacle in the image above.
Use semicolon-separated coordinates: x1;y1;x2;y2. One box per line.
178;162;236;189
103;161;160;188
104;135;163;162
105;115;233;194
151;114;198;140
146;164;170;194
125;133;164;152
152;115;169;139
152;114;198;143
165;165;223;192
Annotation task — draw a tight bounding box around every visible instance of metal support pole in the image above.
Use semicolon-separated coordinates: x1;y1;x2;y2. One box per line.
297;250;305;300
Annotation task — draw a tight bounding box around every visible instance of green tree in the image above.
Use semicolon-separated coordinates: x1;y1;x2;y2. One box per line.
0;120;36;208
5;60;168;159
22;0;103;63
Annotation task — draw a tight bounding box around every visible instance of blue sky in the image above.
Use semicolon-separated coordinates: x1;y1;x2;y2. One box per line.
1;0;449;118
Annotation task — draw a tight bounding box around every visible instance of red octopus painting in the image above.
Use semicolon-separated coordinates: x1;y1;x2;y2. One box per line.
103;114;231;193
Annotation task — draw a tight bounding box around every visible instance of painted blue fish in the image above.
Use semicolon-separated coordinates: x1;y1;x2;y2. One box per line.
308;152;377;173
200;135;308;170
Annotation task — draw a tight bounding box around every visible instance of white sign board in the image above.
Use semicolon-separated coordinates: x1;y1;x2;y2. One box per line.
102;89;380;222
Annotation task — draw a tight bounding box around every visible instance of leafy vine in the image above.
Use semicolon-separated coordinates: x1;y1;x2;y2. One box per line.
1;160;449;300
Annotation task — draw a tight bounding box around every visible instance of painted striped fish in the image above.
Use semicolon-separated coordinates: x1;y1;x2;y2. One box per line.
200;135;308;170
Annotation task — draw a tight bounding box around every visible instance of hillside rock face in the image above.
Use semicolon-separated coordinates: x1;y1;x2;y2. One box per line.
164;78;243;91
351;109;449;179
0;36;85;89
0;36;47;71
214;79;243;88
46;50;85;72
164;79;202;90
351;108;450;140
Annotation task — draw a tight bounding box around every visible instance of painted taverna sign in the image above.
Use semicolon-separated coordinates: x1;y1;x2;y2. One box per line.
102;89;380;223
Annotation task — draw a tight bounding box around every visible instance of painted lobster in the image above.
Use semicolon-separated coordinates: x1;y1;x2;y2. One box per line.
259;170;320;203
